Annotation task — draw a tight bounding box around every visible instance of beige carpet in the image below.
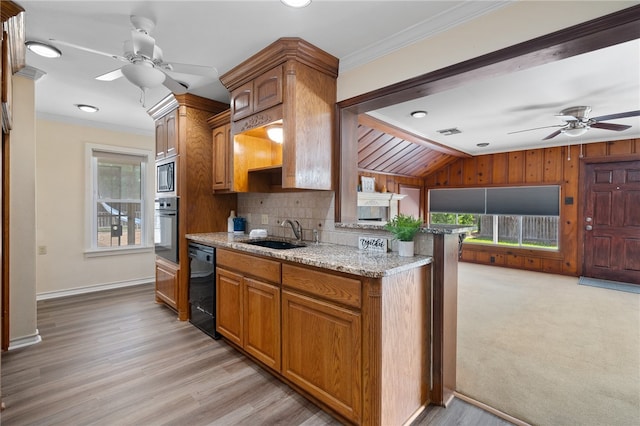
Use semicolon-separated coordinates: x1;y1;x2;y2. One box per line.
456;263;640;426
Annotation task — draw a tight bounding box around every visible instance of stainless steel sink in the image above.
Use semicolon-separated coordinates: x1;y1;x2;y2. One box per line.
245;239;306;250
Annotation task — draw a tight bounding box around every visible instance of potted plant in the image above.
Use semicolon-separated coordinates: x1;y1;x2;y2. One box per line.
384;214;423;256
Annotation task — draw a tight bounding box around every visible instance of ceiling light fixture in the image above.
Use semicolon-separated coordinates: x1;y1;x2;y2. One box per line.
281;0;312;8
410;110;428;118
25;40;62;58
75;104;99;113
562;126;588;137
266;124;284;144
476;143;490;147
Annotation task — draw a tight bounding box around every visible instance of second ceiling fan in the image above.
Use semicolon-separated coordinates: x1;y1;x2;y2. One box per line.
509;106;640;140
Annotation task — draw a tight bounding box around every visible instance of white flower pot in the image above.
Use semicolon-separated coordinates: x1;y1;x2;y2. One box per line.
398;240;414;257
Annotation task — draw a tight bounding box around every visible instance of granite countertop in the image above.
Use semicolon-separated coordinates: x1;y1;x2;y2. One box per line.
186;232;432;278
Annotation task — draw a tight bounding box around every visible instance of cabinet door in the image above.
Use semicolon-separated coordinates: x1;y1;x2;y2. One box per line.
165;109;178;158
253;65;283;114
282;290;361;423
155;117;167;160
156;259;179;309
231;81;253;121
216;267;243;346
212;123;230;190
244;278;281;371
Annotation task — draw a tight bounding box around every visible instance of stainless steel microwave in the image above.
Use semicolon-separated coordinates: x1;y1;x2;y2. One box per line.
156;158;177;197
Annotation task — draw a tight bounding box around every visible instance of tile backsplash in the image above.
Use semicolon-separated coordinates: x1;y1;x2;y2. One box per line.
237;191;433;255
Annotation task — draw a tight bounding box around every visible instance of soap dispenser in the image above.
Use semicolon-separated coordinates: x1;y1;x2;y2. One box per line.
227;210;236;233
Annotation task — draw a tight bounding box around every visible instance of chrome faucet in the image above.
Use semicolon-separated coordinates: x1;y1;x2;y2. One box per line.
282;219;303;241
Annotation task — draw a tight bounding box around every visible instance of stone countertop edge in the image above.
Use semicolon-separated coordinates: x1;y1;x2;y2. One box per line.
335;222;475;234
186;232;432;278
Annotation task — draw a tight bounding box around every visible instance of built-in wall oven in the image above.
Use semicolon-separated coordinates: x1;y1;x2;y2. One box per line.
188;243;219;339
154;197;179;264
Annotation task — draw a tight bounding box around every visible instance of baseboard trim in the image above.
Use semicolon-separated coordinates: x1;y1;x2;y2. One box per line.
36;277;154;301
454;392;531;426
8;329;42;350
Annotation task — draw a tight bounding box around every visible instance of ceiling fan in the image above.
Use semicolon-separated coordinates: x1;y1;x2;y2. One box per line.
509;106;640;140
51;15;217;105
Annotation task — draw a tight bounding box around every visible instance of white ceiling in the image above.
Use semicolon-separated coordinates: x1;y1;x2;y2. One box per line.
20;1;640;155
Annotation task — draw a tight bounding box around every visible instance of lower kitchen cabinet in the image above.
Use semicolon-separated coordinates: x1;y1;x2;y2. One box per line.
282;289;361;423
155;258;179;310
215;248;282;371
244;278;281;370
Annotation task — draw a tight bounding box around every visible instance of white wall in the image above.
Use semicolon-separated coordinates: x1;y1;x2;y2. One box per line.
337;1;637;101
9;75;39;348
35;119;155;297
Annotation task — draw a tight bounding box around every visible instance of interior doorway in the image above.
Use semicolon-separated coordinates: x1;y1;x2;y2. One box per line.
582;159;640;284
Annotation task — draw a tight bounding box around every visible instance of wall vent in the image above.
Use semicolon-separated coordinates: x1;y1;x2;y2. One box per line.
437;127;461;136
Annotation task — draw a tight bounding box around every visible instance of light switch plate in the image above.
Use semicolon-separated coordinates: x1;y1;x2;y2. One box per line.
261;214;269;225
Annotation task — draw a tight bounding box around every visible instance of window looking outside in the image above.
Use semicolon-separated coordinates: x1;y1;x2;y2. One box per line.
87;145;149;251
429;186;560;250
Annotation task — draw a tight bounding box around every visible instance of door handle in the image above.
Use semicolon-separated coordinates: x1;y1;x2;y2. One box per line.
585;225;593;231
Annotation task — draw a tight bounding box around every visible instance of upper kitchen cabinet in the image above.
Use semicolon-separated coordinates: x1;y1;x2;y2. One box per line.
207;109;232;191
154;108;178;160
220;38;338;192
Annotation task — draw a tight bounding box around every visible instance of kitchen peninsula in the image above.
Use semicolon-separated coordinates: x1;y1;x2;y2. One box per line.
187;232;432;425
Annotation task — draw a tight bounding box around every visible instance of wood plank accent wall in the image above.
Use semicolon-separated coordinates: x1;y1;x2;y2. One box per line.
424;139;640;276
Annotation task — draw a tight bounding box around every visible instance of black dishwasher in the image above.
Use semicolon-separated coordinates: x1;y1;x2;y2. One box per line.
188;243;220;339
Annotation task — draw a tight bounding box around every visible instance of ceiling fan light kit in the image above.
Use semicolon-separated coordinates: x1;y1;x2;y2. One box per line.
25;40;62;58
281;0;312;8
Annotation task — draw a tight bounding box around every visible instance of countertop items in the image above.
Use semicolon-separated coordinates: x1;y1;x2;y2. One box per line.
186;232;432;278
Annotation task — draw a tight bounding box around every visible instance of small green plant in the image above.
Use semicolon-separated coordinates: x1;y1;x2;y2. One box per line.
384;214;423;241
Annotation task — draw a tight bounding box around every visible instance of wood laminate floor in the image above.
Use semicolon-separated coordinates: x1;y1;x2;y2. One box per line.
1;284;512;425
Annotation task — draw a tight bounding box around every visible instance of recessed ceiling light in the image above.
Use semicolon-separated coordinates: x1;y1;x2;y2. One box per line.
410;110;428;119
476;143;490;147
281;0;311;8
25;41;62;58
75;104;99;113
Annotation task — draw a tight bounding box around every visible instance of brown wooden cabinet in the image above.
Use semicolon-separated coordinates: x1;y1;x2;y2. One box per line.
220;38;338;191
155;257;179;309
207;110;232;191
216;248;282;371
211;245;431;425
282;289;362;423
154;108;177;160
148;94;236;320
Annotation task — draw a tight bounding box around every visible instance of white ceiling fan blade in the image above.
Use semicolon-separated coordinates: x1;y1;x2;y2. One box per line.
95;68;124;81
161;71;188;95
131;30;156;59
49;38;127;62
165;62;218;78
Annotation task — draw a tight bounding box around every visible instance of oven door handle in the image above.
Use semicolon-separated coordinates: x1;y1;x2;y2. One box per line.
156;212;177;217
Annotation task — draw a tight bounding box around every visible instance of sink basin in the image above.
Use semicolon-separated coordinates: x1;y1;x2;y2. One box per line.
245;239;306;250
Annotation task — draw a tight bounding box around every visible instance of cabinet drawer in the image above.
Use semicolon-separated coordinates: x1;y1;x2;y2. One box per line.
282;264;361;309
216;248;281;284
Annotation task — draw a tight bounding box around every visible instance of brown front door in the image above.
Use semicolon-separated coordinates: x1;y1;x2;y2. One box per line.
583;160;640;284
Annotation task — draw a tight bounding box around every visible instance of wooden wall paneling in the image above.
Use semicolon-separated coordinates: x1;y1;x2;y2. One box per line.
462;157;477;186
542;258;563;274
584;142;607;158
562;147;579;275
449;159;464;186
435;167;449;187
525;149;543;183
543;147;563;182
476;155;491;185
505;254;523;268
507;151;525;183
523;256;542;270
460;250;476;262
607;140;634;156
491;153;508;184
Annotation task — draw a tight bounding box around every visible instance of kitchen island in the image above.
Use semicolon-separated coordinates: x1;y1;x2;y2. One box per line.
187;232;432;425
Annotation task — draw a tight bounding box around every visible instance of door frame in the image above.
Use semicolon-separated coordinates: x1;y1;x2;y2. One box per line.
578;154;640;279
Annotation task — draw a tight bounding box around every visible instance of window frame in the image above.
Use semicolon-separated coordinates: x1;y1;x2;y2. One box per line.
85;143;153;256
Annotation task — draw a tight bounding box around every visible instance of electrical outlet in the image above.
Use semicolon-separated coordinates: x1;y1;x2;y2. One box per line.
38;245;47;255
261;214;269;225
